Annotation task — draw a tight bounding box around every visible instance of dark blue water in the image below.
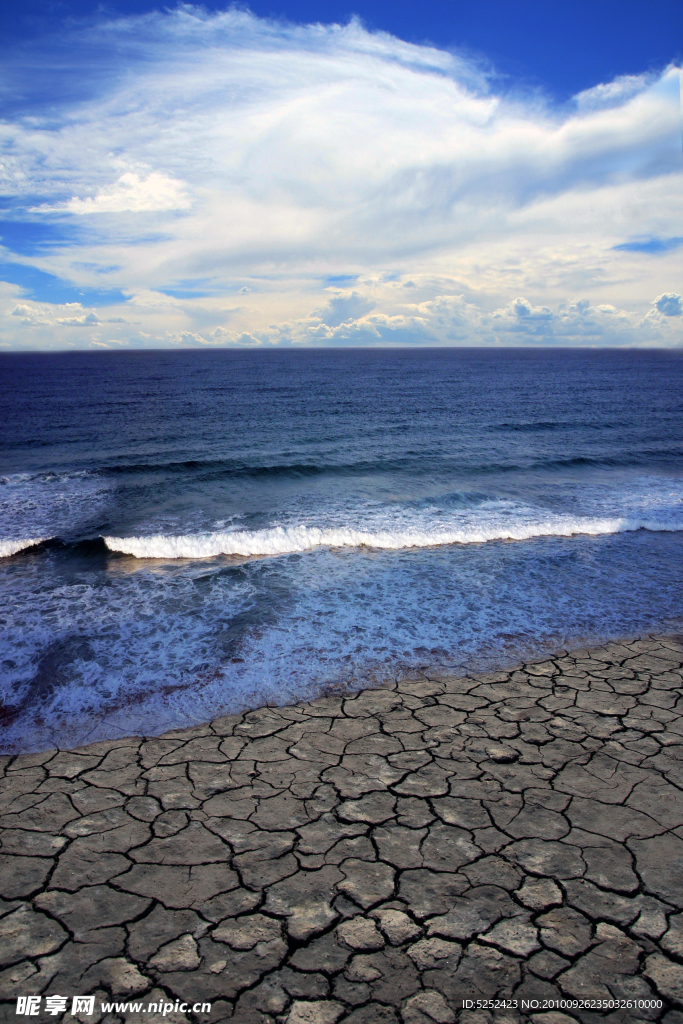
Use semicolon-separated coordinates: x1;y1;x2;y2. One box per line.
1;348;682;752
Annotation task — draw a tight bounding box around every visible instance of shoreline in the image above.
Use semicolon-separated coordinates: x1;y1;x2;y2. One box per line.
6;624;683;758
1;635;683;1021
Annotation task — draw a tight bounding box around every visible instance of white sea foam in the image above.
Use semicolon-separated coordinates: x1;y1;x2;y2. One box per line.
0;537;49;559
0;468;114;554
103;512;683;560
4;481;683;753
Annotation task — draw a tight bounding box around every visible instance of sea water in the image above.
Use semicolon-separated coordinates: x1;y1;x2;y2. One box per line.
1;347;682;752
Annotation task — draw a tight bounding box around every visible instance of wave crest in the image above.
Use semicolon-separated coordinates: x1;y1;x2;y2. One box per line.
103;515;682;560
0;537;49;559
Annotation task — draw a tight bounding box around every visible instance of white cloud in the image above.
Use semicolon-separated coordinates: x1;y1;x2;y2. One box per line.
654;292;683;316
185;289;681;349
313;291;376;326
574;73;650;111
56;311;100;326
30;172;190;214
0;8;681;348
67;172;191;214
11;303;42;321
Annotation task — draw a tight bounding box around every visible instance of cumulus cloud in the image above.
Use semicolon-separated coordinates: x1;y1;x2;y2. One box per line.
67;172;190;215
178;331;209;346
654;293;683;316
187;290;680;350
30;172;190;215
314;291;376;326
0;8;681;349
11;304;40;320
57;311;100;326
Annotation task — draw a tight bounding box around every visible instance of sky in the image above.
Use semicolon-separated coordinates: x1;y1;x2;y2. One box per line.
0;0;681;349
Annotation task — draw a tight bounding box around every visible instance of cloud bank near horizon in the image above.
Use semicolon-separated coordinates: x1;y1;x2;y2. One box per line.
0;7;681;350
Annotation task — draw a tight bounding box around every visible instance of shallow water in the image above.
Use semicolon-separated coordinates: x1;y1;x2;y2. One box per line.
1;347;682;751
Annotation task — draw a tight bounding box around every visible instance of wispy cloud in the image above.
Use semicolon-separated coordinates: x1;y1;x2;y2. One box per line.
0;8;681;349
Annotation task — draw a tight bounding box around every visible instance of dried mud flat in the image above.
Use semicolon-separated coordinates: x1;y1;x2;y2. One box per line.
2;637;683;1024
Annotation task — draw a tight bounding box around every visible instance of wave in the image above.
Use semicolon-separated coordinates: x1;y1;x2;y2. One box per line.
0;537;50;559
0;470;92;486
101;458;421;480
103;514;683;560
99;451;683;481
105;459;316;476
3;451;678;500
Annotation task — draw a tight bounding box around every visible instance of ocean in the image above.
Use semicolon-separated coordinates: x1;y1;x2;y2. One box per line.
1;347;682;753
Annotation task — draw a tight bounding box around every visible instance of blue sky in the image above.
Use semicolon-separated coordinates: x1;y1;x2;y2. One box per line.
0;1;681;349
5;0;681;99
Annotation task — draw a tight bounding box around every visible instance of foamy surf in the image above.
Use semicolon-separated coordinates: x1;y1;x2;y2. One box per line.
102;513;683;560
0;537;49;559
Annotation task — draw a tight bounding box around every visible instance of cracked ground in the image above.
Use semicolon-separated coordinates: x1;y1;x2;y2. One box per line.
2;637;683;1024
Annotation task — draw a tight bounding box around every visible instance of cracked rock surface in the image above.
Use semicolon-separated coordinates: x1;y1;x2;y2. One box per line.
2;636;683;1023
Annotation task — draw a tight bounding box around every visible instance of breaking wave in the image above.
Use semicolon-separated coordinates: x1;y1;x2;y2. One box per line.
0;537;50;559
103;513;683;560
